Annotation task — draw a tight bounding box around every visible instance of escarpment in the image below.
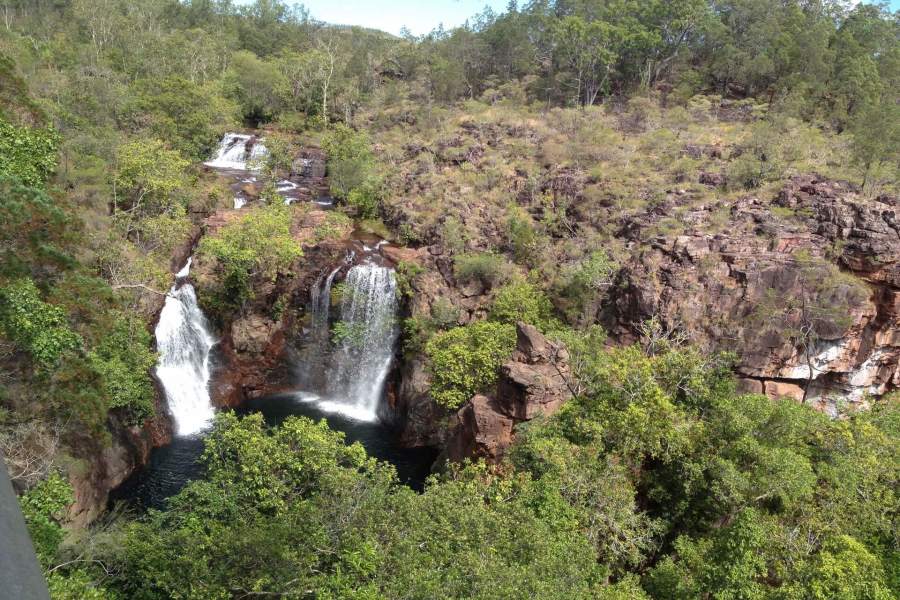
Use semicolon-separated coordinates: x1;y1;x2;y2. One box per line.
391;175;900;462
606;175;900;414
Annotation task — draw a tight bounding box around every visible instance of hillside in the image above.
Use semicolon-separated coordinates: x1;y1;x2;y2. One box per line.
0;1;897;598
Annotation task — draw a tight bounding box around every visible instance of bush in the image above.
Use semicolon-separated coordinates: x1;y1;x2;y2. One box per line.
489;280;558;331
322;123;377;200
425;320;516;409
88;314;157;425
19;472;73;567
199;204;303;314
453;252;510;288
0;117;59;187
505;205;544;266
345;180;382;219
0;278;82;369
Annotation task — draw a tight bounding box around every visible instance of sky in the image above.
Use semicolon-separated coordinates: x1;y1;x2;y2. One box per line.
236;0;899;36
247;0;511;35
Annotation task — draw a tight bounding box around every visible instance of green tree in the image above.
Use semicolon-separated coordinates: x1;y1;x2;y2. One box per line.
554;15;622;106
113;139;190;221
0;117;59;187
425;320;517;409
0;278;82;369
198;204;303;314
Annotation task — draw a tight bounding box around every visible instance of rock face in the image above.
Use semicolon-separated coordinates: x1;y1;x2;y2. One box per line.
194;207;352;405
605;175;900;414
445;322;573;462
68;386;173;526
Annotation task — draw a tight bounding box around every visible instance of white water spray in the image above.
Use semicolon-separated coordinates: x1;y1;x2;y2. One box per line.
298;263;398;422
154;258;216;435
204;133;268;170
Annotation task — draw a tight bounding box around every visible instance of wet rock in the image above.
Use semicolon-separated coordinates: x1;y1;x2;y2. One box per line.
232;314;278;355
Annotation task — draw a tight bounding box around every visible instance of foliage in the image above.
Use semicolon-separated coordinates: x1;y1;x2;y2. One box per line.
199;204;303;314
0;279;82;369
0;176;70;275
453;252;510;288
394;260;424;299
113;139;190;217
18;472;73;567
88;314;157;425
425;320;516;409
322;123;381;206
489;280;558;332
109;412;603;598
313;210;352;241
0;118;59;187
122;76;238;160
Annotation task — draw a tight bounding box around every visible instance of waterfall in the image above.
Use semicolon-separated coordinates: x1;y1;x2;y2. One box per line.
204;133;268;170
154;258;216;436
300;263;399;422
295;265;343;389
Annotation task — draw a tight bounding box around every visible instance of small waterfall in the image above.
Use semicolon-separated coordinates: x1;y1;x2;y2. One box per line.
299;263;399;422
154;258;216;436
295;265;343;389
204;133;268;170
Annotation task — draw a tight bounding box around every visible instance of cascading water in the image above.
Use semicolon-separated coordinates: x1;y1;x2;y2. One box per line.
299;262;399;422
154;258;216;435
204;133;268;170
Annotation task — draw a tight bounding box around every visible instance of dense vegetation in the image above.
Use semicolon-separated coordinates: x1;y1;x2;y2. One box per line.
0;0;896;598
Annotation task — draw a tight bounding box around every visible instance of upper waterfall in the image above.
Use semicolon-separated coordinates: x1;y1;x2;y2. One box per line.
154;258;217;436
204;133;268;170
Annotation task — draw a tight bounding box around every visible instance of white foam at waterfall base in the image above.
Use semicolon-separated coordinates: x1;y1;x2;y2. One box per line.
299;263;399;423
155;259;217;435
204;133;268;170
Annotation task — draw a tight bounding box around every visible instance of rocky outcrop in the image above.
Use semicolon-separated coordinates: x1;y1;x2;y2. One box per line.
68;380;173;526
445;323;573;462
194;207;352;405
606;175;900;414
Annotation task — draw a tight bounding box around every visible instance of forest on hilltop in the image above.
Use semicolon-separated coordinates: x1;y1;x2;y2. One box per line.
0;0;898;598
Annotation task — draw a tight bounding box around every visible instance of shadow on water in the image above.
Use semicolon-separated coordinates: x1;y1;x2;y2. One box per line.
110;393;437;511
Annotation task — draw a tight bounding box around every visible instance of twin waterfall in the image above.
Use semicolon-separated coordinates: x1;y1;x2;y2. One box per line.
310;263;399;422
154;259;216;436
151;136;401;437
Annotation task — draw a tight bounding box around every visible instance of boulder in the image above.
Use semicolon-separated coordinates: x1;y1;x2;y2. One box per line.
445;322;573;462
445;395;515;462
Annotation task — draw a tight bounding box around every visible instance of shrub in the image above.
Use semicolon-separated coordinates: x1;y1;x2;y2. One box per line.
88;314;157;425
199;204;303;313
322;123;377;200
0;117;59;187
490;280;558;331
505;205;544;266
395;261;424;299
453;252;510;288
346;180;382;219
0;278;82;369
19;472;73;567
425;320;516;409
314;211;352;241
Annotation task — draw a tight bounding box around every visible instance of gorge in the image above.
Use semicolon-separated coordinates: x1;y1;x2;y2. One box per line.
1;2;897;596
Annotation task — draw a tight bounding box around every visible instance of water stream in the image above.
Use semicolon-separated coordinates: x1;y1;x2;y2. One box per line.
205;133;312;207
112;247;433;510
154;258;216;436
